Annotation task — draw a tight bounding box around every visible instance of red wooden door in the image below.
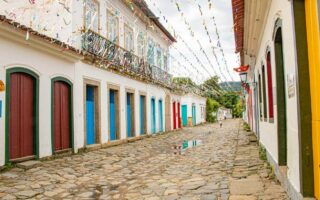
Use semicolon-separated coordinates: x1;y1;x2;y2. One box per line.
53;81;71;151
173;102;176;129
9;72;35;160
178;103;181;128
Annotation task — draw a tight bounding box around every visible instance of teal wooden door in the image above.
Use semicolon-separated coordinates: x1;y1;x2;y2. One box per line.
151;98;156;134
192;105;196;125
182;105;188;127
140;96;145;135
86;86;95;145
159;100;163;132
126;93;131;138
110;90;116;141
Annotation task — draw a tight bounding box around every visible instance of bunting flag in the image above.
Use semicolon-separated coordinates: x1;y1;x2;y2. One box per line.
164;0;234;90
147;0;233;89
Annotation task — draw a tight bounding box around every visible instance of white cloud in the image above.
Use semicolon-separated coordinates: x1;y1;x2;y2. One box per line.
146;0;240;83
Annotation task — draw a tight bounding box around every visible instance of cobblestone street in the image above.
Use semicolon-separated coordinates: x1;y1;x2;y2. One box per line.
0;120;288;200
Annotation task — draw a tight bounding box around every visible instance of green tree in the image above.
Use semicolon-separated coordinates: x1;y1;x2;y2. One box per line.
233;98;244;118
201;76;220;99
217;92;242;118
206;98;220;122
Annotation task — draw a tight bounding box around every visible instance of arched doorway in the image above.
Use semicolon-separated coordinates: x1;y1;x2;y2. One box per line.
5;68;39;162
52;78;73;153
274;20;287;166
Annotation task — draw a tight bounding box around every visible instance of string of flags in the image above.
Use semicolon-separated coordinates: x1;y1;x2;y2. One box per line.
147;0;230;86
147;0;223;83
153;0;234;90
1;0;235;93
173;0;235;86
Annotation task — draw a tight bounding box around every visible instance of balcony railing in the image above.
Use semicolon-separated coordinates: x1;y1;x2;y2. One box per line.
82;30;172;87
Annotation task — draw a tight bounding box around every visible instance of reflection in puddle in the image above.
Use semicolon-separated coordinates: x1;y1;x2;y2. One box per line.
173;140;202;155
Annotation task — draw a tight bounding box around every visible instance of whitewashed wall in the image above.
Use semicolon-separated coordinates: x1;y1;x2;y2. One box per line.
0;0;204;171
181;93;206;125
0;33;77;166
250;0;300;192
74;62;175;150
0;32;174;166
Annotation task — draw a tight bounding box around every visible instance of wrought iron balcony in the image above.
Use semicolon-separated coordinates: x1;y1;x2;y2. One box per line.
82;30;172;87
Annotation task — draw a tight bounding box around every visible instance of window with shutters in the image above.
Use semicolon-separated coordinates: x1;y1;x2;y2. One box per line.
124;24;134;52
107;10;119;44
137;32;145;58
85;0;99;33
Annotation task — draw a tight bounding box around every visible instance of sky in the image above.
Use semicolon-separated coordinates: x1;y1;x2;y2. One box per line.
145;0;240;84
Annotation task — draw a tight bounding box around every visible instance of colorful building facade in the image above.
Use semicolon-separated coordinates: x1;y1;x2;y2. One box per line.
0;0;206;168
232;0;315;199
305;0;320;198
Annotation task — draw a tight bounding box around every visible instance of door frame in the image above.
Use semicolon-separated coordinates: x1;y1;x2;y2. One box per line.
306;0;320;197
165;94;171;131
125;88;135;138
107;83;120;141
177;102;181;128
151;97;156;134
173;101;176;129
192;104;196;125
158;99;163;132
139;91;147;135
182;105;188;127
5;67;40;163
273;19;287;166
292;1;314;196
51;77;74;154
253;75;260;139
83;78;101;146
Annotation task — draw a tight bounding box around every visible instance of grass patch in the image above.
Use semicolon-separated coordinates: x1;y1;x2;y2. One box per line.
243;122;251;132
259;145;267;161
1;162;14;172
258;145;276;180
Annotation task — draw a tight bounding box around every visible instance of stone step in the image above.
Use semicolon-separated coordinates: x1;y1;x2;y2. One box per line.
16;160;41;170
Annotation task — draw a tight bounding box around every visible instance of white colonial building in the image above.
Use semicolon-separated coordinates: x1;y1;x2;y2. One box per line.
0;0;206;167
232;0;314;199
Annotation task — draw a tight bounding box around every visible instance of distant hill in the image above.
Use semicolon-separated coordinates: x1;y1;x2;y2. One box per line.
219;82;241;92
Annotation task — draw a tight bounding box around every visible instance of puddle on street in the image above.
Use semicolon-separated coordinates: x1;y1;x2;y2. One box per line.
173;139;203;155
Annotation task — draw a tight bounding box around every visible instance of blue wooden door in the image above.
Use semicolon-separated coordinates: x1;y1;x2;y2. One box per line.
110;90;116;141
182;105;188;127
86;86;95;145
159;100;163;132
140;96;145;135
192;105;196;125
127;93;131;138
151;98;156;134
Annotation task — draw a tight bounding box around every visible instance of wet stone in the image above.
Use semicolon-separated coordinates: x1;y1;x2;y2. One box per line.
0;120;289;199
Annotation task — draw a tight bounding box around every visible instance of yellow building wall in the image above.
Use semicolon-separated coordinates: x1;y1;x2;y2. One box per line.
305;0;320;198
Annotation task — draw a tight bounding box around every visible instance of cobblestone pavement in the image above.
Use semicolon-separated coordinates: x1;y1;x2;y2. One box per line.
0;119;289;200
